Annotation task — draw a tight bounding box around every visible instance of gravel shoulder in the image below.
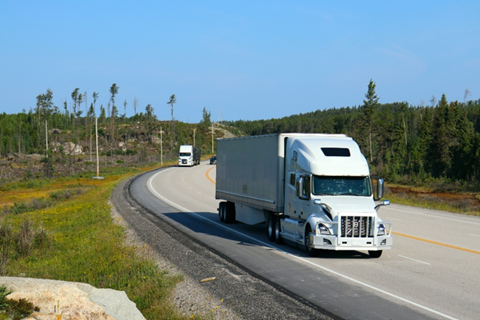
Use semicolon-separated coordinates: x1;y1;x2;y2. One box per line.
111;174;335;320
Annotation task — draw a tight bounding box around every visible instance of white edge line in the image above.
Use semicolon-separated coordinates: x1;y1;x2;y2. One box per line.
398;255;431;265
469;233;480;238
147;169;458;320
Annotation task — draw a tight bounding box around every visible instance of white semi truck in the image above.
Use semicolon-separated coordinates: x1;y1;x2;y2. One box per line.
178;145;201;167
216;134;392;258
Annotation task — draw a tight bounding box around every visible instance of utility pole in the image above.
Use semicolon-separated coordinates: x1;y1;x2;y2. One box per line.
18;121;21;155
45;120;48;157
96;117;99;177
93;117;104;180
193;128;196;147
167;94;176;145
160;126;163;165
211;124;214;153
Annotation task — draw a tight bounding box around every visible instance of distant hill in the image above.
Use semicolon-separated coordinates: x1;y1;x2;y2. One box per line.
0;110;236;184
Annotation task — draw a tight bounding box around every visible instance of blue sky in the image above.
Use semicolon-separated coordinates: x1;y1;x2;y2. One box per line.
1;1;479;123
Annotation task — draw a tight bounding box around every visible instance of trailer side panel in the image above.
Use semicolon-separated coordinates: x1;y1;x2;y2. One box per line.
216;134;284;213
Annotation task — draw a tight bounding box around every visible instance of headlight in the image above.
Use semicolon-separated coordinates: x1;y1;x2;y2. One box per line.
317;223;331;235
377;224;386;236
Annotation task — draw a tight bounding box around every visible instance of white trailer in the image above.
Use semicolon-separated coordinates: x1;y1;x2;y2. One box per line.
216;134;392;258
178;145;201;167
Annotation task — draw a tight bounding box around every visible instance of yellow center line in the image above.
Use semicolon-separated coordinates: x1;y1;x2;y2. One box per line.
393;231;480;255
206;167;216;184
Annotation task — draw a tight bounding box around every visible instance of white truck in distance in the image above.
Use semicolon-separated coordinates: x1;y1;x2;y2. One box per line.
216;134;392;258
178;145;201;167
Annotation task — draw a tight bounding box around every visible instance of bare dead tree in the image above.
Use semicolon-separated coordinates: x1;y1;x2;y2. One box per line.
464;89;471;104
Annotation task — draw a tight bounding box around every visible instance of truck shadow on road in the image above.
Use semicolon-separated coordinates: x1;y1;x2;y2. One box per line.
162;210;378;260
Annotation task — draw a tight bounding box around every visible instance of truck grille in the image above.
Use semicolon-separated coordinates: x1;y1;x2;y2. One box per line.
341;216;373;238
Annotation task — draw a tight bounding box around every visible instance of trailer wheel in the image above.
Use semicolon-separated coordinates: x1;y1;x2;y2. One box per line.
368;250;382;258
305;226;318;257
275;218;283;244
225;202;236;224
219;202;225;222
267;214;276;242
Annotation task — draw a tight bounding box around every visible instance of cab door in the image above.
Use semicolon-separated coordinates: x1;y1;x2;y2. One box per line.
299;175;312;220
292;174;311;221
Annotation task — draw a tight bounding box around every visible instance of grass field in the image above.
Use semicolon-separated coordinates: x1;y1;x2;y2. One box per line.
0;162;195;320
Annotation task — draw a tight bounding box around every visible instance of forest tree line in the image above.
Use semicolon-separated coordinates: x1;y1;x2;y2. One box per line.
2;81;480;189
227;81;480;188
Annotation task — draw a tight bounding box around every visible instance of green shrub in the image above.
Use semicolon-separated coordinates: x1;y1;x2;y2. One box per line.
5;298;40;320
0;222;13;275
33;225;51;251
0;285;12;310
11;202;29;215
0;286;40;320
16;219;34;256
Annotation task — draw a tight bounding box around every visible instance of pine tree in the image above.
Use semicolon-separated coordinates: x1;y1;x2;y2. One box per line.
360;79;379;163
109;83;119;151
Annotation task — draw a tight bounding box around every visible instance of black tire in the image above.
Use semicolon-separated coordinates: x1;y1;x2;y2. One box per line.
267;214;276;242
305;226;318;257
275;217;283;244
368;250;382;258
225;202;236;224
219;202;225;222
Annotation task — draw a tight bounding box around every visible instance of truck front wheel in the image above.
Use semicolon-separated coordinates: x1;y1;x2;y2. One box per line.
305;226;318;257
368;250;382;258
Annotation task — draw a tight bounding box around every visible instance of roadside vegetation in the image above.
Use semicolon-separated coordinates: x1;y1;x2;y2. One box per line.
0;85;222;318
384;184;480;216
0;162;208;320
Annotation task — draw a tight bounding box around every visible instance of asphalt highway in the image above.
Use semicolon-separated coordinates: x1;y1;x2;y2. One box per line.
130;162;480;320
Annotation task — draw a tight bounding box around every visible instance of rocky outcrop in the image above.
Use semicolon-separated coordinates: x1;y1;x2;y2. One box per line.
0;277;145;320
50;142;83;155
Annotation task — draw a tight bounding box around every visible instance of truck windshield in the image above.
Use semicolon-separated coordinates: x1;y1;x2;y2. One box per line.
312;176;371;196
179;152;191;156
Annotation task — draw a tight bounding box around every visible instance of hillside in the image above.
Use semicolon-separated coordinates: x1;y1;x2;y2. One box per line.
0;113;236;187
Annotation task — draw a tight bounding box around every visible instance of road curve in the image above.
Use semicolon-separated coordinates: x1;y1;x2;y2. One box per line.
120;162;480;319
112;167;330;319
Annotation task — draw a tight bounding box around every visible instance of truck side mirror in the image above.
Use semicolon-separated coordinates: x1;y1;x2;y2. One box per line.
296;175;311;200
296;176;304;198
373;177;384;201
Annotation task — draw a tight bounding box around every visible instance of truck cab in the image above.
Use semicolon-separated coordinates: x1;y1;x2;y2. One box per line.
282;135;392;257
178;145;200;167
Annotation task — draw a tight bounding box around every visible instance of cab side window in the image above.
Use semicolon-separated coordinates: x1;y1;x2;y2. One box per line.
302;176;310;198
